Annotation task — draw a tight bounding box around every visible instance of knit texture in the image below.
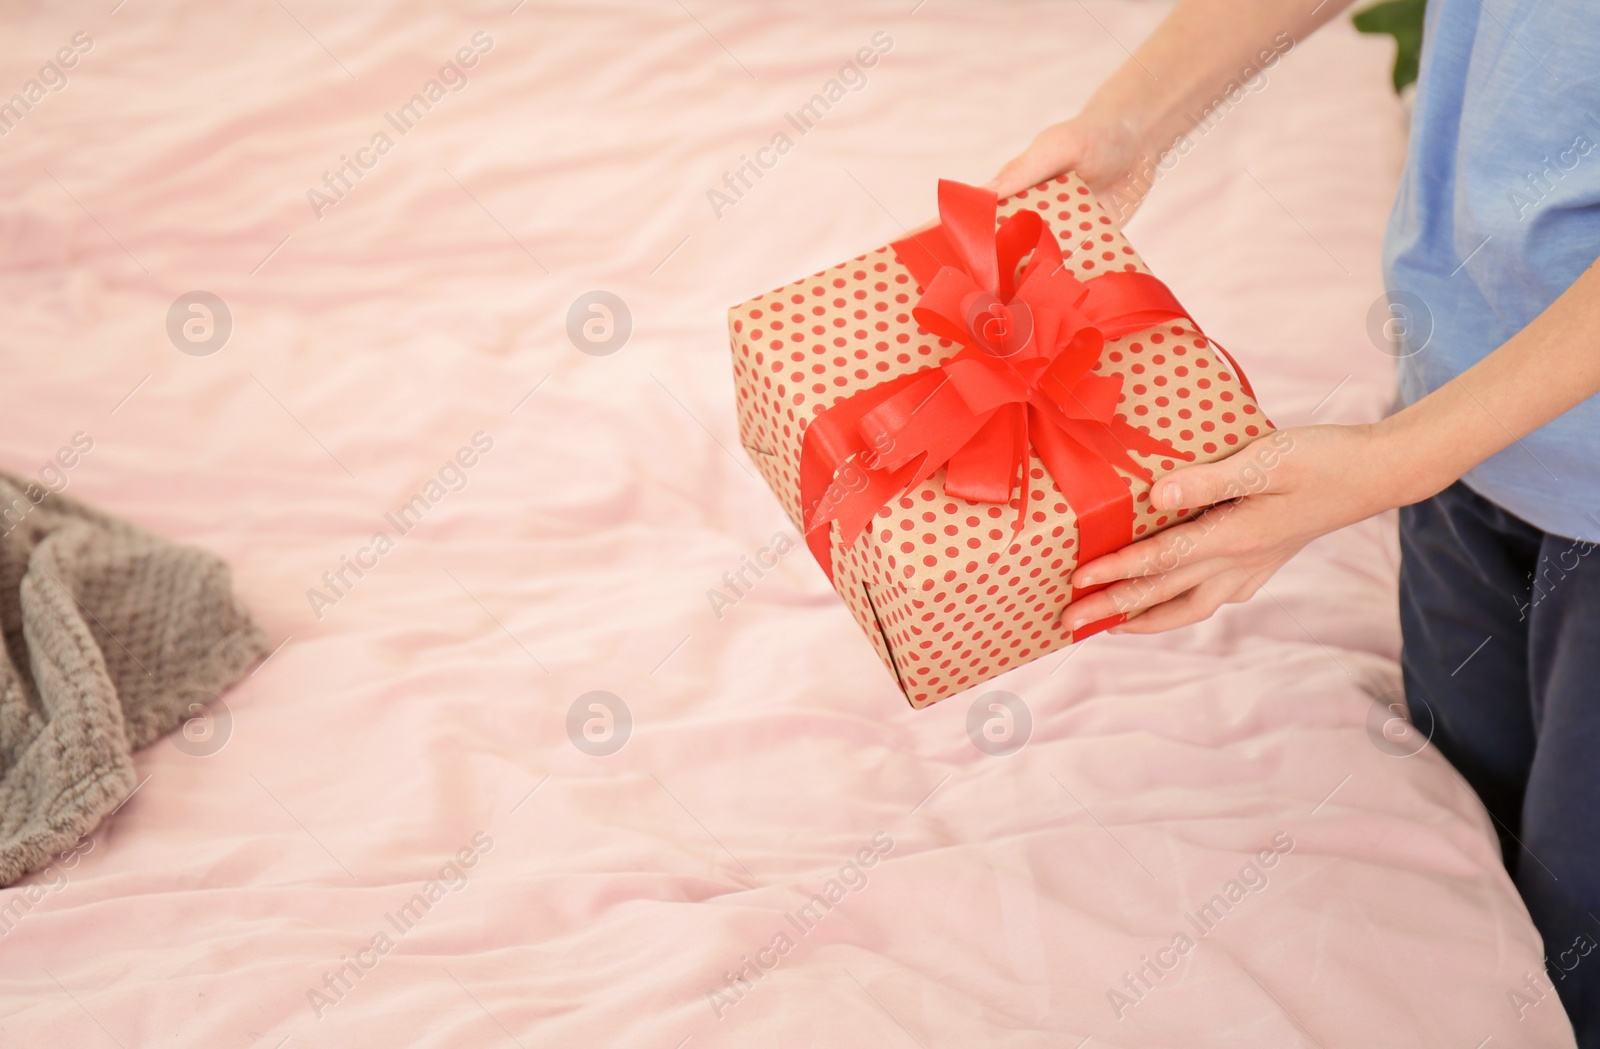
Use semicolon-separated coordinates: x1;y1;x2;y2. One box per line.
0;472;267;886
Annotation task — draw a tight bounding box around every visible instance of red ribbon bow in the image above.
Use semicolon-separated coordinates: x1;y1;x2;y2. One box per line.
799;179;1198;616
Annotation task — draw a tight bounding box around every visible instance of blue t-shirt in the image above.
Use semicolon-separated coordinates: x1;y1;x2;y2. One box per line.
1383;0;1600;541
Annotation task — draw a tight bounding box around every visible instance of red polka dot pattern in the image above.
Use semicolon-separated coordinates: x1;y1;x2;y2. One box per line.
727;174;1272;708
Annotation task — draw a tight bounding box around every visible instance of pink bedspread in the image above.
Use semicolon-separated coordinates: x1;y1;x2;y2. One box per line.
0;2;1574;1046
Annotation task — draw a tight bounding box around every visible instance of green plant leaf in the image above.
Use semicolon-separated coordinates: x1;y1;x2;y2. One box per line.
1352;0;1426;92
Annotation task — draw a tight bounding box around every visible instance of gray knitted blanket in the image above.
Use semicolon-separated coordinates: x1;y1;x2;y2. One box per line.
0;471;267;886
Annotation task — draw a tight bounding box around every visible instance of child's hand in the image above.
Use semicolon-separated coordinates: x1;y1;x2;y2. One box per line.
989;112;1153;218
1062;423;1414;635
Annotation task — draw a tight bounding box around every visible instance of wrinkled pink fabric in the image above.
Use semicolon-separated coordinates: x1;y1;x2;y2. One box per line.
0;2;1574;1046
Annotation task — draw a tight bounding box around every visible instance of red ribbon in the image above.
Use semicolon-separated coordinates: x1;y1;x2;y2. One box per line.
799;179;1200;628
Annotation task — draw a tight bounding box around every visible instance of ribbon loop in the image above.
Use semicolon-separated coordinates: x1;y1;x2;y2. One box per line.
936;180;1001;291
801;180;1205;588
944;355;1030;414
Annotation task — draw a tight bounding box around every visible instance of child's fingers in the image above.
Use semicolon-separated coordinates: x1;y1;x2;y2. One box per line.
1106;574;1244;635
992;129;1084;198
991;155;1061;199
1065;559;1217;630
1070;514;1218;587
1103;588;1207;635
1150;451;1265;512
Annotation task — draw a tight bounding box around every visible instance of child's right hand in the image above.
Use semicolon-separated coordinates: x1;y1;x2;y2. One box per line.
989;111;1155;219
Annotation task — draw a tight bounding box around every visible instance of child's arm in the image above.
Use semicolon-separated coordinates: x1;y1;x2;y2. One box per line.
1064;256;1600;634
992;0;1363;206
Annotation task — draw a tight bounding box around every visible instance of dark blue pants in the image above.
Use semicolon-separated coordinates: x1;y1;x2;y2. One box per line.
1401;481;1600;1042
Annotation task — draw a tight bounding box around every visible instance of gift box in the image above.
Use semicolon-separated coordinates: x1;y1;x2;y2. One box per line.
727;175;1270;708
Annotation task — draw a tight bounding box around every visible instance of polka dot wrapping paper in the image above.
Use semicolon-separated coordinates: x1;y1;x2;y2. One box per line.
727;174;1270;708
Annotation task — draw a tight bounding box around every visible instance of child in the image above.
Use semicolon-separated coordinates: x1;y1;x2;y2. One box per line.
993;0;1600;1041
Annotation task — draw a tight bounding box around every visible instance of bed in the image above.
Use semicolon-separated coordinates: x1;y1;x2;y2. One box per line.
0;1;1573;1045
